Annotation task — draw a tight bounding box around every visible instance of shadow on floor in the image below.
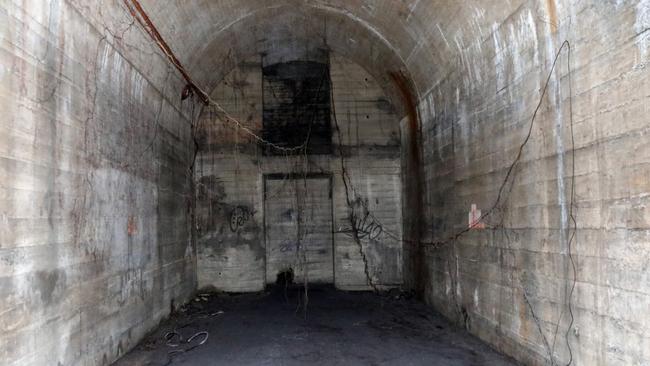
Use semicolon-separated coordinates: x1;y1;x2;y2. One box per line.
113;285;518;366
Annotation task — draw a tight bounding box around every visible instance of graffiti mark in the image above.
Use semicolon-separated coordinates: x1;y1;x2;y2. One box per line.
338;197;384;241
351;211;383;240
230;206;253;232
279;240;299;253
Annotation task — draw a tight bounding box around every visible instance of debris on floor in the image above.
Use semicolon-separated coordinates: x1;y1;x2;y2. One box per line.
113;286;518;366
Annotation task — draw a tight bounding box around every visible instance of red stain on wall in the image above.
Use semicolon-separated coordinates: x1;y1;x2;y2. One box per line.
127;216;137;236
468;204;486;229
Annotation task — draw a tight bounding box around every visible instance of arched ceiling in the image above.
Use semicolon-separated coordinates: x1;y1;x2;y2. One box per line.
138;0;527;110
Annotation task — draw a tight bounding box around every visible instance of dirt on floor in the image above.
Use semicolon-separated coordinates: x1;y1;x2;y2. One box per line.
113;285;518;366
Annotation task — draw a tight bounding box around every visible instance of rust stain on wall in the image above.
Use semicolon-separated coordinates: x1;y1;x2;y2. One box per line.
389;70;426;298
127;216;137;236
546;0;558;33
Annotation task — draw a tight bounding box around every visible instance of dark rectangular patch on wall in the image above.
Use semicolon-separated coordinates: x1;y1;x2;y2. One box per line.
262;61;332;155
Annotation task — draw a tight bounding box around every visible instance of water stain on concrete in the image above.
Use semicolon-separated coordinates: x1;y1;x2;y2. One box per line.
33;269;66;305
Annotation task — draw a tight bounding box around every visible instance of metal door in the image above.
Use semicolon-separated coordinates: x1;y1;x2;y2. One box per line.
264;174;334;284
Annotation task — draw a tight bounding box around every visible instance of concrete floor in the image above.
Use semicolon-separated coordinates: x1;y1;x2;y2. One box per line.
114;286;518;366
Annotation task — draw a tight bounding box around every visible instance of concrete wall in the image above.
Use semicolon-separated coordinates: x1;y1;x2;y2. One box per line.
194;54;403;292
416;1;650;366
0;1;196;365
2;1;649;366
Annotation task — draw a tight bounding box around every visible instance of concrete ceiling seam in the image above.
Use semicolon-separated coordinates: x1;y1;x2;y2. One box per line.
307;2;410;71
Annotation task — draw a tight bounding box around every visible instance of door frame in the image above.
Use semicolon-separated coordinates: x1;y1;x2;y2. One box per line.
262;172;334;286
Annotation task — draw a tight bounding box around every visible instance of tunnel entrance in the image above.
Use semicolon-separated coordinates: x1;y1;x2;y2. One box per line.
8;0;643;365
263;174;335;285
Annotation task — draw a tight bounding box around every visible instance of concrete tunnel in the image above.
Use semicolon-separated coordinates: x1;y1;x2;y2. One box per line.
1;0;649;365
